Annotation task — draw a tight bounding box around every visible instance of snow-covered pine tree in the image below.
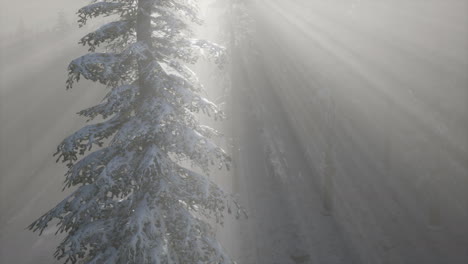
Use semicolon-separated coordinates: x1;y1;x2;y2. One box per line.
29;0;241;263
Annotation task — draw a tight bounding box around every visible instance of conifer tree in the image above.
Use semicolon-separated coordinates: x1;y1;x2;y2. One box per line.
29;1;241;263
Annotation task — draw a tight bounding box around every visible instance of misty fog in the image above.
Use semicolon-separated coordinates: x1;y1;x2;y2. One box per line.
1;0;467;263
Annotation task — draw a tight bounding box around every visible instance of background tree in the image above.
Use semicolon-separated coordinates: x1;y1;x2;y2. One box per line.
29;0;241;263
319;90;336;215
54;10;71;34
15;19;28;40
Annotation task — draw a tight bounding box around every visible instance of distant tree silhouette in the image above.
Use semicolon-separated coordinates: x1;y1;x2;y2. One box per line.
15;19;27;40
54;10;71;34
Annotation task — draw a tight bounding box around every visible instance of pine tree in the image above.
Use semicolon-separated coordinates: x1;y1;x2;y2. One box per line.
29;1;241;263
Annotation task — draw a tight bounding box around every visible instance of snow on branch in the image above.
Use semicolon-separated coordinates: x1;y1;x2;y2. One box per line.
173;82;222;118
79;84;139;120
173;165;244;222
55;114;126;165
166;59;203;91
154;0;202;24
122;41;152;61
64;146;118;188
152;13;188;33
80;20;135;51
139;60;223;119
153;38;227;66
67;52;131;88
190;39;227;66
78;1;131;26
30;182;131;263
167;124;230;172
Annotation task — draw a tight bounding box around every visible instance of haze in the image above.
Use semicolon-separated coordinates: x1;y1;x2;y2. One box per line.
1;0;467;263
